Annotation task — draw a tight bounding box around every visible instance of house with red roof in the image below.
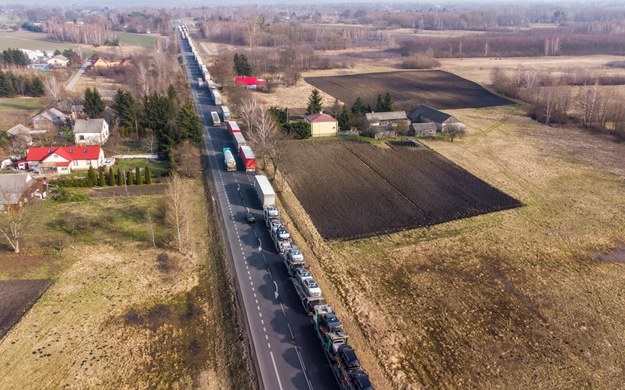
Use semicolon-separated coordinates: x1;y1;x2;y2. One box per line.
25;146;105;175
234;76;267;89
304;113;338;137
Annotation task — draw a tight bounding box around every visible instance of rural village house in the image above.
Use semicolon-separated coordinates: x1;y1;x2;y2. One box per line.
25;146;105;175
73;119;109;145
304;113;338;137
408;105;465;133
28;108;70;132
47;54;70;68
91;57;131;70
0;173;45;211
365;111;410;128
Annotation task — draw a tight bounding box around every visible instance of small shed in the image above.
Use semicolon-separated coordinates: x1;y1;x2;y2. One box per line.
409;122;437;137
304;113;338;138
29;108;69;132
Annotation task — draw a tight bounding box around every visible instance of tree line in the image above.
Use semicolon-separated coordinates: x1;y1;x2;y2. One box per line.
397;27;625;58
0;70;44;97
2;48;30;67
491;67;625;136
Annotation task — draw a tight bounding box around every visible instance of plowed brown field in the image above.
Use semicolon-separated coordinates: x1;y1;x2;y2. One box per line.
0;279;51;339
284;139;520;240
304;70;513;109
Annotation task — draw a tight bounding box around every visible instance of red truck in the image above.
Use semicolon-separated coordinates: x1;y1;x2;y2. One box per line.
239;145;256;173
226;120;241;135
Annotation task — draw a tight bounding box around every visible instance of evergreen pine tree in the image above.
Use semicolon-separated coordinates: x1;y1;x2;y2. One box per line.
116;168;123;186
375;94;385;112
351;96;366;115
98;169;105;186
306;89;323;115
144;166;152;184
87;166;97;186
337;104;351;131
233;53;252;76
126;171;133;185
383;92;393;112
113;89;138;137
83;87;105;117
30;76;44;96
135;166;142;185
108;167;115;186
176;101;203;143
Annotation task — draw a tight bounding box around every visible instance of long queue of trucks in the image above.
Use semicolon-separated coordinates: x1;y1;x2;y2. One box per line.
180;24;371;390
254;175;374;390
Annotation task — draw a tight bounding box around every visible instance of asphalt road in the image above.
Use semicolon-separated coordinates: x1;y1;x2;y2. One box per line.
65;60;91;91
179;36;339;390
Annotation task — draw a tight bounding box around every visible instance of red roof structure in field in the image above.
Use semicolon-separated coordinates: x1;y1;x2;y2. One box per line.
235;76;267;86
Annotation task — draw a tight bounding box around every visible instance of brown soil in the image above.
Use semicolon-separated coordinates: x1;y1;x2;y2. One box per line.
0;279;51;339
305;70;513;110
597;247;625;263
284;139;520;240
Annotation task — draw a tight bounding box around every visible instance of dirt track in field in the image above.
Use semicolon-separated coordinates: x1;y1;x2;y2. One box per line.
284;139;520;240
0;280;51;339
304;70;513;110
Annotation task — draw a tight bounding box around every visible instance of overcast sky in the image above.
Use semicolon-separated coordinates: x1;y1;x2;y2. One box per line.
0;0;576;7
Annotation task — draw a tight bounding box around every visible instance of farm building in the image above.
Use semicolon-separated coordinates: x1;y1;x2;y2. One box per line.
28;108;69;132
305;113;338;137
408;105;465;133
0;173;44;211
7;124;33;150
365;111;410;128
234;76;267;89
73;119;109;145
25;146;105;175
409;122;437;137
47;55;69;67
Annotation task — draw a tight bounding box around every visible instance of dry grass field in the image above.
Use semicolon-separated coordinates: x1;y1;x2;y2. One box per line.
277;104;625;389
0;181;251;389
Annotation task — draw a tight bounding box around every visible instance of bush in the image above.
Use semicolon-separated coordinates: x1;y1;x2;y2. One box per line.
50;187;89;202
52;177;92;188
397;54;441;69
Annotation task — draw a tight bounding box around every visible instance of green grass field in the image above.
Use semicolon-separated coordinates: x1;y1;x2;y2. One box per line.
114;158;170;179
115;32;157;48
0;31;78;52
0;97;47;112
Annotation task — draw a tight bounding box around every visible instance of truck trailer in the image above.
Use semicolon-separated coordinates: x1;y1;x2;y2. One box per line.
226;120;241;134
254;175;276;207
239;145;256;173
223;148;236;171
211;111;221;126
233;131;246;151
221;106;231;120
211;89;222;105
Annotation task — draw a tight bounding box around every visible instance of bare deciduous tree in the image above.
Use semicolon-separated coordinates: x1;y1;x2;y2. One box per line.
238;96;260;131
0;189;37;254
165;172;187;252
247;108;280;169
44;75;62;102
577;82;602;128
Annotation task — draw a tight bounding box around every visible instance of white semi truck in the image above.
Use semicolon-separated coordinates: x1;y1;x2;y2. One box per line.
254;175;275;208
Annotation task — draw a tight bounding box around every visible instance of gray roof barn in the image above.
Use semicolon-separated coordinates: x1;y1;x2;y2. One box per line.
74;118;107;134
0;173;38;209
365;111;408;122
408;105;455;123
